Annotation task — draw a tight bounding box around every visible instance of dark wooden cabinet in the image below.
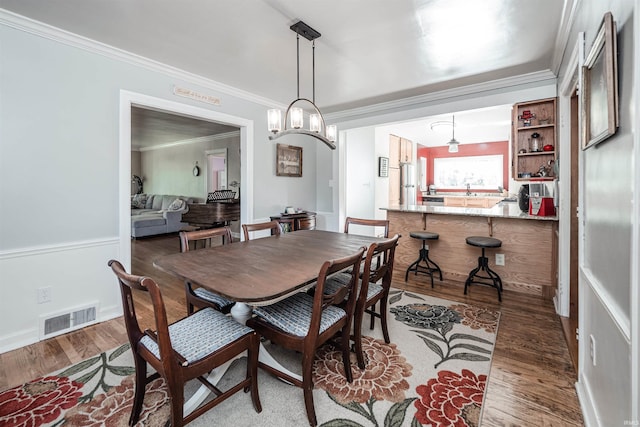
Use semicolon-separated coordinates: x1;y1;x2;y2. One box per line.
183;201;240;228
270;212;316;232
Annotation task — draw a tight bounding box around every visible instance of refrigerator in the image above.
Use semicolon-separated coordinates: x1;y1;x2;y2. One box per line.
400;162;416;205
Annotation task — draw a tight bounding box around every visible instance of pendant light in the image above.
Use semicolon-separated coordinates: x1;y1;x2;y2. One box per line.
267;21;337;149
447;115;460;153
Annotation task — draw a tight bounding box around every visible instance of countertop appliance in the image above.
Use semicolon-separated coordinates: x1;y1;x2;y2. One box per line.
528;182;556;216
400;163;416;205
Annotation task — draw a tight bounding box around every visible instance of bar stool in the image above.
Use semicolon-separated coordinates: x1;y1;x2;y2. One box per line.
464;236;503;301
404;231;442;287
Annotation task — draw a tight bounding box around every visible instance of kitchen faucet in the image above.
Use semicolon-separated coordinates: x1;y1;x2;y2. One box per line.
466;183;471;196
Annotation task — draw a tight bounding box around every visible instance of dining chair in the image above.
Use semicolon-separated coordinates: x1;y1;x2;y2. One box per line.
107;260;261;427
180;227;235;315
319;234;399;369
242;220;282;241
246;247;366;427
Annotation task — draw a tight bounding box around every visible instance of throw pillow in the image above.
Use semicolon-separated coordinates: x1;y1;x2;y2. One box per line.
168;198;184;211
131;193;148;209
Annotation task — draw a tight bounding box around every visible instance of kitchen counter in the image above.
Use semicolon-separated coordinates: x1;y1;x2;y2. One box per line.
385;201;558;221
384;202;558;299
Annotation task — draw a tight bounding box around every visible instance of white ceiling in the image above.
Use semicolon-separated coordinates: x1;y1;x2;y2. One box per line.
1;0;567;147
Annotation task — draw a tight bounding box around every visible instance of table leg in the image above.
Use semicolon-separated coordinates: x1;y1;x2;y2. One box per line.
233;302;302;383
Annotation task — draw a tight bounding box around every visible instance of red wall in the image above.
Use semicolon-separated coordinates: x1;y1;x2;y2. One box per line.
417;141;509;201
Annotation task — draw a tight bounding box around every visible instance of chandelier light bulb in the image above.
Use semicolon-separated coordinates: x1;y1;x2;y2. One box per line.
309;114;321;133
290;107;304;129
326;125;337;142
267;109;282;133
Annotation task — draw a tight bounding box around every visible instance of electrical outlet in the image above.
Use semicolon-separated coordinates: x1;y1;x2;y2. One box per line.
495;253;505;266
589;334;596;366
37;287;52;304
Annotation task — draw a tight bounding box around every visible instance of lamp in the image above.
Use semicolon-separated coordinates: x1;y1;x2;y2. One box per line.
267;21;337;150
447;115;460;153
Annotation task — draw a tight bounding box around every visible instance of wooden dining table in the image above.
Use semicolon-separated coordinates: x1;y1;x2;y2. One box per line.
153;229;384;414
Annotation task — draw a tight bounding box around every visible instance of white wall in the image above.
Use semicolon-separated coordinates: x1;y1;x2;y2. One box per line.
0;13;320;352
555;0;637;424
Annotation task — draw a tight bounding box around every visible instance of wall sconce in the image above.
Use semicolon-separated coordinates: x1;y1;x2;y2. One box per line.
192;161;200;176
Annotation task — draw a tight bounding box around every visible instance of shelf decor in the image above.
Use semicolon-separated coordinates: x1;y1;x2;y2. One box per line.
581;12;618;150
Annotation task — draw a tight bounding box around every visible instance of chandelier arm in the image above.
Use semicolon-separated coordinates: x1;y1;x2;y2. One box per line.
268;129;336;150
282;97;327;134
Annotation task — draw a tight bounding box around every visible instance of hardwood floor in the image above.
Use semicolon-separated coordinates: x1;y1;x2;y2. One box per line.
0;233;584;426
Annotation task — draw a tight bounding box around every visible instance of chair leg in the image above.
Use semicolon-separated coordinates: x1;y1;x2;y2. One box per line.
169;381;184;427
404;242;441;287
353;307;366;370
246;334;262;413
302;353;318;427
369;302;376;330
379;299;390;344
129;353;147;426
464;248;503;302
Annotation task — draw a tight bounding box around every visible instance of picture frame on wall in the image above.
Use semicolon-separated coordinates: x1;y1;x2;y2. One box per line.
581;11;618;150
276;143;303;177
378;157;389;177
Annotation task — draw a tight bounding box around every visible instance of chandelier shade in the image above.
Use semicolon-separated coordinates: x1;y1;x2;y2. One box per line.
267;21;337;149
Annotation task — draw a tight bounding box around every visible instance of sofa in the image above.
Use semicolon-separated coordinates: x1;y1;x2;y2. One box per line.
131;194;194;238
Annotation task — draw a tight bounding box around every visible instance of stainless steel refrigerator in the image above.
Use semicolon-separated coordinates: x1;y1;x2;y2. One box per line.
400;162;416;205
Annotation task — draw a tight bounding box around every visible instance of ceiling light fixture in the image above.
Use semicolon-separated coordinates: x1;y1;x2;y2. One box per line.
267;21;337;150
447;115;460;153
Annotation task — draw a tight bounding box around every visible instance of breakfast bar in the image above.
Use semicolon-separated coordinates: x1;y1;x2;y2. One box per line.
385;201;558;300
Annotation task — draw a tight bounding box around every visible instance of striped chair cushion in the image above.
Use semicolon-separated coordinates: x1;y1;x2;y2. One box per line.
253;293;346;337
194;288;234;310
322;271;353;295
366;282;383;300
140;308;252;364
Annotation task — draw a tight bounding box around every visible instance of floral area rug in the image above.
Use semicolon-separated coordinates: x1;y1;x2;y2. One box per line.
0;291;500;427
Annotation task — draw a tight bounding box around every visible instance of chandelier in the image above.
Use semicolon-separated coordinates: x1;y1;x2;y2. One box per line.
267;21;337;150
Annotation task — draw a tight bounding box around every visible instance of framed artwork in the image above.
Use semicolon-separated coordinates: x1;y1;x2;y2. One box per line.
581;12;618;150
276;143;303;177
378;157;389;177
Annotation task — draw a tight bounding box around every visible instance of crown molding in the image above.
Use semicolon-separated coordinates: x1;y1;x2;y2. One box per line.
326;70;557;122
0;9;283;109
551;0;582;74
136;131;240;152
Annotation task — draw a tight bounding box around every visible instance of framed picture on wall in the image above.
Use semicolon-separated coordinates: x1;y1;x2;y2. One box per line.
378;157;389;177
581;12;618;150
276;143;303;177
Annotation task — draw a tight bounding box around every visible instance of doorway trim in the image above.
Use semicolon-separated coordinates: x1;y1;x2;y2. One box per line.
119;90;254;270
556;32;584;317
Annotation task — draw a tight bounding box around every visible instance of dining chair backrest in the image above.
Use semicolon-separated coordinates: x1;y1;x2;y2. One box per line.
179;227;235;314
351;234;400;369
242;220;281;241
344;217;390;238
359;234;399;299
179;227;232;252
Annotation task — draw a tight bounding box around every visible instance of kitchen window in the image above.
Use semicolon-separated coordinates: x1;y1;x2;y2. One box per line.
433;155;503;190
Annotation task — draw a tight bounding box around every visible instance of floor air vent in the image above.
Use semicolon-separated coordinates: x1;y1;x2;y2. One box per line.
40;303;98;339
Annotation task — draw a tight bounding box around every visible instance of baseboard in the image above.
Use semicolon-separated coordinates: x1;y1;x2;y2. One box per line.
576;375;599;427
